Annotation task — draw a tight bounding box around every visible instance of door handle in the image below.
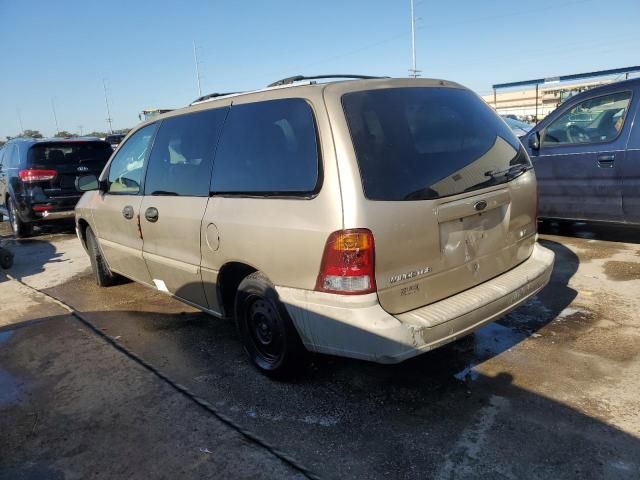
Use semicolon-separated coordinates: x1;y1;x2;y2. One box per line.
122;205;134;220
597;154;615;168
144;207;159;223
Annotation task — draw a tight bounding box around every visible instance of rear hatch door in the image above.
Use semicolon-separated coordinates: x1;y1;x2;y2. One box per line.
341;85;538;315
27;141;113;197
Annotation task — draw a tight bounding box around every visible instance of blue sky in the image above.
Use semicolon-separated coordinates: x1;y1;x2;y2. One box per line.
1;0;639;138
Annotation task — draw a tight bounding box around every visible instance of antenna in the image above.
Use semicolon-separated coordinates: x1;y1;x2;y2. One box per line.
103;79;114;134
193;40;202;97
51;98;60;134
409;0;421;78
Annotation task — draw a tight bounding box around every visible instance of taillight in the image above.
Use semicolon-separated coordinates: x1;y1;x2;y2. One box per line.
315;228;376;295
19;169;57;183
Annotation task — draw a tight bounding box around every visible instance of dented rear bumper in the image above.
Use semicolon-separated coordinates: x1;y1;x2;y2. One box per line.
277;243;554;364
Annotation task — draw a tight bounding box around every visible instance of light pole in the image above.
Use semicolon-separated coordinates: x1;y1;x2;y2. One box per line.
409;0;420;78
17;109;24;135
193;40;202;97
103;79;114;134
51;99;60;135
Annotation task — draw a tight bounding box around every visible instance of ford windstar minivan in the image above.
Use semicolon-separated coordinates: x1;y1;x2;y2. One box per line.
75;76;554;376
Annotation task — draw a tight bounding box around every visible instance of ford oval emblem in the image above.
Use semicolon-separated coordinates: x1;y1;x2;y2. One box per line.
474;200;488;211
77;166;89;172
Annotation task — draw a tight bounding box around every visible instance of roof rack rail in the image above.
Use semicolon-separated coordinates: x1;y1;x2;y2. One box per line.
267;74;388;88
191;91;240;105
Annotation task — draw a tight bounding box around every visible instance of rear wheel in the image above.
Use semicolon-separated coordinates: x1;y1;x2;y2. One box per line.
7;197;33;238
86;226;119;287
235;272;308;378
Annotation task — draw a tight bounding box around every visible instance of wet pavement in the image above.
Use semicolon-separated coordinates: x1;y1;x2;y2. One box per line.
1;220;639;479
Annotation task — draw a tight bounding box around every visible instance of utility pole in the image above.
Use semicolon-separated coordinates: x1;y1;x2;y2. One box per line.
78;125;84;136
103;79;113;134
193;40;202;97
51;98;60;135
409;0;420;78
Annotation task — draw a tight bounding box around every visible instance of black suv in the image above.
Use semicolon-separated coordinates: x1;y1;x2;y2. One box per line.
0;137;113;237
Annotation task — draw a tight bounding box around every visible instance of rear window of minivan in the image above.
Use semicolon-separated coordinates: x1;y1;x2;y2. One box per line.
342;87;527;201
28;142;113;168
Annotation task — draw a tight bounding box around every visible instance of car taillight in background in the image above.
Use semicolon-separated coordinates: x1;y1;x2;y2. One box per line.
316;228;376;295
18;169;57;183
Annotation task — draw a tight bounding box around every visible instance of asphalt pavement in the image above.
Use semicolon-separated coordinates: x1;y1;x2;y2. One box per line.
1;219;639;479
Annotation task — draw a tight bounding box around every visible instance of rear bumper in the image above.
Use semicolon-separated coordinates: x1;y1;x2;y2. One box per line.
14;195;81;223
277;243;554;364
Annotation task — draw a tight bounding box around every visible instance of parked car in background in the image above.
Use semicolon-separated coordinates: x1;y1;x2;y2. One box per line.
501;116;533;137
0;137;113;237
104;133;126;149
523;78;640;225
75;76;554;377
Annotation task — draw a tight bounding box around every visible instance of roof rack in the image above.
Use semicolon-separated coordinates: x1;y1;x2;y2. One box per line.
190;92;240;105
267;74;388;88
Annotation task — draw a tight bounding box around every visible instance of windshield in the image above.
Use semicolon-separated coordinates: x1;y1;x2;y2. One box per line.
27;142;113;168
502;116;533;132
342;87;529;201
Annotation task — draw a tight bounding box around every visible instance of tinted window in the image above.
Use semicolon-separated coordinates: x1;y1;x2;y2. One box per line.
542;91;632;146
145;108;228;196
342;87;526;201
107;124;156;194
212;99;319;194
28;142;112;168
2;145;18;169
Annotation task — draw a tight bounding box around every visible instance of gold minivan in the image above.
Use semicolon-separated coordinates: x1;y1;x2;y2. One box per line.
75;76;554;376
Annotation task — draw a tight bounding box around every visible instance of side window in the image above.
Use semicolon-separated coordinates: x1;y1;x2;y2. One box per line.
107;124;156;194
542;91;632;146
145;108;228;196
3;145;17;169
212;98;319;194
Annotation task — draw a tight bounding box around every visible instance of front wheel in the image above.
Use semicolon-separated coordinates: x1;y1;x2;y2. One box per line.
235;272;308;378
86;226;119;287
7;197;33;238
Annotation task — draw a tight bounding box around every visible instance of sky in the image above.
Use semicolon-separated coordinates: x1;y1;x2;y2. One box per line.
1;0;639;138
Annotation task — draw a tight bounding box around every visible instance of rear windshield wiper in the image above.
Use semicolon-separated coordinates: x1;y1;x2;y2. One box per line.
484;163;532;180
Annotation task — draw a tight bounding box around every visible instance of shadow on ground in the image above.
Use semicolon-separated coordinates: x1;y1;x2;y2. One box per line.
0;220;76;284
539;219;640;244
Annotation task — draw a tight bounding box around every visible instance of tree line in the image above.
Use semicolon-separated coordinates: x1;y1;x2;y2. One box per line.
1;128;131;146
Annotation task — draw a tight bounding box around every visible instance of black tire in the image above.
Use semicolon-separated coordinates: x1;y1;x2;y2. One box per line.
235;272;308;378
7;197;33;238
86;227;119;287
0;247;13;269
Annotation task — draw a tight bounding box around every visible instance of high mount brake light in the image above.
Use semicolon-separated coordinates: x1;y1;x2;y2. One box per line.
315;229;376;295
18;169;57;183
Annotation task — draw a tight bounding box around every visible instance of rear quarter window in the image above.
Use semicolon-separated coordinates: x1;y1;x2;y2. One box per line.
211;98;319;195
342;87;525;201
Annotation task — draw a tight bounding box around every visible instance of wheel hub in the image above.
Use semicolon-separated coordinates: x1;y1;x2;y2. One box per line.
246;298;283;363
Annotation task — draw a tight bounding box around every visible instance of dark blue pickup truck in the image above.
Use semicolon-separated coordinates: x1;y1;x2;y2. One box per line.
522;78;640;225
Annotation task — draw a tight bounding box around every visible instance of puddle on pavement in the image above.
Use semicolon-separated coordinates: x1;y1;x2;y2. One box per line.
0;330;14;345
603;261;640;281
0;368;22;406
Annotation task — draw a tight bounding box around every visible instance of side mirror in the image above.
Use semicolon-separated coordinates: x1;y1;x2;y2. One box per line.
76;174;100;192
528;132;540;151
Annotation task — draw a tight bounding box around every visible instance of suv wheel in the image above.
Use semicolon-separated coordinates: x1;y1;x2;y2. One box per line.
86;226;119;287
235;272;308;378
7;197;33;238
